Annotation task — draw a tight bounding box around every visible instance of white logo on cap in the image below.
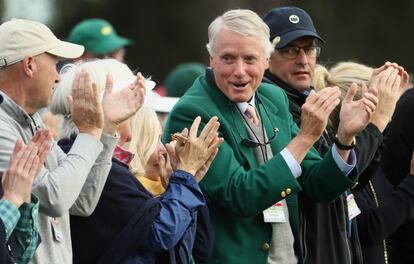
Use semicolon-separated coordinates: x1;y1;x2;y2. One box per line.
289;15;300;24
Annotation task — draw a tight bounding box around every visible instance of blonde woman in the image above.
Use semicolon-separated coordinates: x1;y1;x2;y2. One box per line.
127;107;168;196
126;107;215;262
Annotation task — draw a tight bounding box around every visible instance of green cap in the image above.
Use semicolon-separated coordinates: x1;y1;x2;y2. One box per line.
165;63;205;97
67;18;132;56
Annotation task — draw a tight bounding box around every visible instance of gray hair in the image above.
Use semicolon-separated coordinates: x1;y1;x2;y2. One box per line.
206;9;273;58
49;59;135;139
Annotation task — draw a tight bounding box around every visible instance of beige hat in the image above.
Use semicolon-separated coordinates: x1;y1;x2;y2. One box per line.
0;19;84;68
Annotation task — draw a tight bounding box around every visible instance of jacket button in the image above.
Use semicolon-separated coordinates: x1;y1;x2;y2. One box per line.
280;191;286;198
286;188;292;195
261;242;270;251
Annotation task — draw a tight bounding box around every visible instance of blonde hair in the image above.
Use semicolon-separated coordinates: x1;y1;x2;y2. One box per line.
50;59;135;139
127;107;162;177
206;9;273;58
312;62;374;130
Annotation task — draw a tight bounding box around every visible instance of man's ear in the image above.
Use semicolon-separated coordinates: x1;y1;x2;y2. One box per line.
209;56;214;69
265;57;269;70
21;56;36;78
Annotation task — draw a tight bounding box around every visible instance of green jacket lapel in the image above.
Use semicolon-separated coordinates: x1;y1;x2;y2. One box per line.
202;72;259;169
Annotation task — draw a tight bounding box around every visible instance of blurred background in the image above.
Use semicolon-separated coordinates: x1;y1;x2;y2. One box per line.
1;0;413;84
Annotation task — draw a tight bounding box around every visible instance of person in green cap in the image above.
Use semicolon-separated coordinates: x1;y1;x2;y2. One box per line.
165;62;205;97
68;18;132;62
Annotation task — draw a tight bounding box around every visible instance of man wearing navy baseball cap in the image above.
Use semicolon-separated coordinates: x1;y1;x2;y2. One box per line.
263;6;324;97
262;6;368;264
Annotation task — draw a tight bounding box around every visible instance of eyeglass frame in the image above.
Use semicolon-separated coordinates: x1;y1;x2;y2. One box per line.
276;44;321;60
230;95;279;148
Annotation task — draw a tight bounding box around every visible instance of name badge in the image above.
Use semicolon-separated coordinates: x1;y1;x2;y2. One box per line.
263;202;286;223
347;193;361;220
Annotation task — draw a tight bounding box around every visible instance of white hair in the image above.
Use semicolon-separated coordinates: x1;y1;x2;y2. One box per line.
49;59;135;139
206;9;273;58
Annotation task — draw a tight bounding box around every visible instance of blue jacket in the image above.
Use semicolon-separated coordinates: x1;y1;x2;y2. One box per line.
59;136;206;264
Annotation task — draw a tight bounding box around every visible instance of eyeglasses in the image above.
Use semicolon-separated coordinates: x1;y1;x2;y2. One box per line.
277;45;321;60
239;127;279;148
230;96;279;148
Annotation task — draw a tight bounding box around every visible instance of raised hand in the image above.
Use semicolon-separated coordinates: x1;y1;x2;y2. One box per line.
286;87;341;164
2;129;52;207
159;149;174;189
174;116;223;182
102;72;146;135
337;82;378;145
166;127;188;172
194;146;220;182
298;87;341;145
370;62;409;132
69;70;104;139
373;61;410;90
30;128;53;165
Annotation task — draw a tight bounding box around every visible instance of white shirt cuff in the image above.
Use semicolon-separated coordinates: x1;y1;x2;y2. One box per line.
280;148;302;178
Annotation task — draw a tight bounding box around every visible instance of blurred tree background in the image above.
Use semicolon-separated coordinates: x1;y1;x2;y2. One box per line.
1;0;413;84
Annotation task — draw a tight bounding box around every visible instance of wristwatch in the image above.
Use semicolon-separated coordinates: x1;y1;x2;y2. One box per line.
334;136;355;150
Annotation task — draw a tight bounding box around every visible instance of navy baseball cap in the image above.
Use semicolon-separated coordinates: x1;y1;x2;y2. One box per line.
263;6;324;49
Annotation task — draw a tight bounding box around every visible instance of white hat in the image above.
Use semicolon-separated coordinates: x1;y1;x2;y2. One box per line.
112;78;156;93
144;90;179;113
103;78;156;102
111;78;178;113
0;19;84;68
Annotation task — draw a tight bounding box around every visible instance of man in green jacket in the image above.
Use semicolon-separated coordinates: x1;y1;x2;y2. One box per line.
163;9;377;264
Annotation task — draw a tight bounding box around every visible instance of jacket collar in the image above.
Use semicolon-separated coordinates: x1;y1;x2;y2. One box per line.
263;70;313;107
204;68;281;169
0;91;41;130
204;68;250;146
113;145;135;166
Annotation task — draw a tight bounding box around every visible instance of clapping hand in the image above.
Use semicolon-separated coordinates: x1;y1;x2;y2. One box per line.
337;82;378;144
69;70;104;139
287;87;341;164
369;62;409;132
298;87;341;145
102;72;146;135
1;129;52;207
167;116;223;182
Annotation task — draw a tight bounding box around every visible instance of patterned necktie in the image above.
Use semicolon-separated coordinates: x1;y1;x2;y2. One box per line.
245;103;259;126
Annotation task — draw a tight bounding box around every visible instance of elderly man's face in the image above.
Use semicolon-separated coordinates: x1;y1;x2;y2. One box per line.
210;30;269;102
268;37;317;92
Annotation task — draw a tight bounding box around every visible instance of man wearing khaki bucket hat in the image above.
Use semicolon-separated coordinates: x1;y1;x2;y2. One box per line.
0;19;145;263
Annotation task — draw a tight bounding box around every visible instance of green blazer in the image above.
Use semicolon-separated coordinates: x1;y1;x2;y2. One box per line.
163;72;357;264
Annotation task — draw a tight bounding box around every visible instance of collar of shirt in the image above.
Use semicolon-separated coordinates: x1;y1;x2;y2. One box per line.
113;145;135;166
236;93;256;114
263;70;313;107
302;88;313;96
0;91;41;129
136;175;166;197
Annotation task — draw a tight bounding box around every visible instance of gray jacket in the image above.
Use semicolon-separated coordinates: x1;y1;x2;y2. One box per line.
0;92;118;264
